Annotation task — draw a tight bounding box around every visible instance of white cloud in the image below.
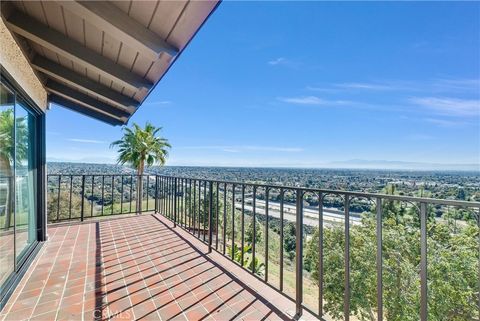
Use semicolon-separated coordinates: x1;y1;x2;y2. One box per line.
405;134;435;141
268;57;288;65
144;100;172;106
222;148;240;153
243;146;304;152
307;81;410;93
432;78;480;93
409;97;480;117
334;82;398;91
424;118;466;127
178;145;304;153
305;86;340;93
267;57;308;69
307;78;479;94
67;138;107;144
277;96;350;106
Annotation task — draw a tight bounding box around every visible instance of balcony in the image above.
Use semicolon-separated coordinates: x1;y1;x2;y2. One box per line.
1;214;296;321
1;174;479;321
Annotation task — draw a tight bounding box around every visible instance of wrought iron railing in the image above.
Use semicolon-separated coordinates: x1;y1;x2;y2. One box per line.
46;174;158;222
46;174;480;320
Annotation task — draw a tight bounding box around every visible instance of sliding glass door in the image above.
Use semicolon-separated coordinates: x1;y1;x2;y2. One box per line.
0;79;39;297
14;102;36;262
0;83;15;288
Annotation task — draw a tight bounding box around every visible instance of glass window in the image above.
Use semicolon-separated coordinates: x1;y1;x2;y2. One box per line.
15;101;36;262
0;80;39;294
0;83;15;288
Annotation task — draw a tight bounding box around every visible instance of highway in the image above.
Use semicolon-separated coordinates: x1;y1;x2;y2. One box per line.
233;199;361;227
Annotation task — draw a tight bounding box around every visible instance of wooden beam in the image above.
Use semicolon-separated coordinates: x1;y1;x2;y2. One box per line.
57;1;178;59
5;10;153;92
45;80;131;119
49;94;124;126
32;55;139;111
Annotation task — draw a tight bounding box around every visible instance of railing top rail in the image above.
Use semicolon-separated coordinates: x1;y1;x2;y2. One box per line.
154;174;480;208
46;173;157;177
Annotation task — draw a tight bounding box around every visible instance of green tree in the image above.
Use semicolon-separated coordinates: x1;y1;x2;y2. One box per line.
284;222;296;261
227;243;265;276
197;188;220;231
304;208;479;321
110;123;170;213
47;189;83;221
245;217;262;244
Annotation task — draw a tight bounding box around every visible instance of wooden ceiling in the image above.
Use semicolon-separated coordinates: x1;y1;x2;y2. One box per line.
1;0;219;125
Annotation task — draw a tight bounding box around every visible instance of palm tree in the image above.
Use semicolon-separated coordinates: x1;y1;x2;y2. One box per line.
0;109;27;229
110;123;170;213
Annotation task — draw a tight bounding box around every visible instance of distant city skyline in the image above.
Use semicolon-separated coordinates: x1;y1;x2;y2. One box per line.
47;2;480;168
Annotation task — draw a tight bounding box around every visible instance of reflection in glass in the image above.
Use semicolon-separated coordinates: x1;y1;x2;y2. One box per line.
0;83;15;288
15;102;36;263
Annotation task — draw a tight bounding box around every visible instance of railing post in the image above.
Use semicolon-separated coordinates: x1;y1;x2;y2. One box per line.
279;188;284;292
215;182;219;249
345;195;350;321
129;175;133;213
208;181;213;253
56;175;61;221
478;206;480;319
173;177;177;227
91;176;95;217
252;186;256;274
80;175;85;222
318;192;324;317
139;174;143;214
101;175;105;215
69;175;73;219
420;202;428;321
120;175;124;214
264;187;269;282
203;181;207;242
376;197;383;321
155;176;158;213
111;176;114;215
295;188;303;317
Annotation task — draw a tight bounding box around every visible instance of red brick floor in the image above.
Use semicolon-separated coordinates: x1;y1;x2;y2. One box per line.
0;214;310;321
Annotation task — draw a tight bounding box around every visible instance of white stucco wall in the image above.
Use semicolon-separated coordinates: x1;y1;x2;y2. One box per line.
0;18;47;111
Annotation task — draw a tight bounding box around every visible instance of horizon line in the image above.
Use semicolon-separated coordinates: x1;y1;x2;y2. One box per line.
46;160;480;172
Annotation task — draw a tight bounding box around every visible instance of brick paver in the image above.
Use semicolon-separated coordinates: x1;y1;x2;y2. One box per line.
0;214;295;321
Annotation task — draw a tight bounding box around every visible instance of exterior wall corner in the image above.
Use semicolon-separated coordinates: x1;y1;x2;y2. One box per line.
0;18;47;111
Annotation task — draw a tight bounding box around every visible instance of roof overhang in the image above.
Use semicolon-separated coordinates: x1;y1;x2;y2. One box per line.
1;0;220;125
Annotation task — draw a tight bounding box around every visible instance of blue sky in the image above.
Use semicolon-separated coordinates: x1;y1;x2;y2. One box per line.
47;1;480;168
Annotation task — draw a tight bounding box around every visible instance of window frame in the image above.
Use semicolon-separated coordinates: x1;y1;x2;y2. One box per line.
0;66;46;309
